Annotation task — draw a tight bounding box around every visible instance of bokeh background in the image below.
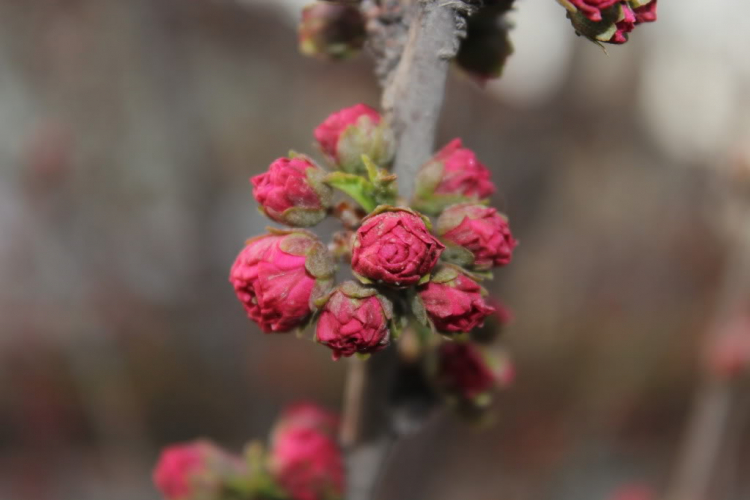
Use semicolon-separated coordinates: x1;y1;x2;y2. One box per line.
1;1;749;499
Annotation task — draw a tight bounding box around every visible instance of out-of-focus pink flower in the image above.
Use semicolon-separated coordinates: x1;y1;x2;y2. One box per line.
229;231;334;333
153;441;242;500
608;483;656;500
419;267;494;334
315;282;391;360
251;155;332;227
270;425;344;500
568;0;619;22
437;203;516;270
351;207;444;287
412;138;495;215
436;342;496;400
705;314;750;380
314;104;394;174
276;402;340;438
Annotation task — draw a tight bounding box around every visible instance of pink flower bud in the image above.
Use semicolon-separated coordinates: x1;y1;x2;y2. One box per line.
351;207;444;287
418;266;494;334
314;104;395;174
153;441;242;500
275;402;340;439
567;0;619;22
437;203;517;270
229;230;335;333
608;484;655;500
471;298;513;343
632;0;657;24
315;281;391;360
436;342;496;401
704;314;750;380
610;2;636;44
270;422;344;500
298;1;366;60
412;139;496;216
562;1;655;45
251;155;332;227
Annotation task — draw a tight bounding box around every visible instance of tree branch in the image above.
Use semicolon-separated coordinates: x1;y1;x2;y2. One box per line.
339;1;468;499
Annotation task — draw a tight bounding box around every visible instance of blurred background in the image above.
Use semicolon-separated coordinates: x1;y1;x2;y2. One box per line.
1;0;749;499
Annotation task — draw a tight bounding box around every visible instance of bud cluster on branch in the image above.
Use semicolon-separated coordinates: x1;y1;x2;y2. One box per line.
228;101;515;413
153;403;344;500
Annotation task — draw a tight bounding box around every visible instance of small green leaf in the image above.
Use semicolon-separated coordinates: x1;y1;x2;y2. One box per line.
362;154;380;183
324;171;378;212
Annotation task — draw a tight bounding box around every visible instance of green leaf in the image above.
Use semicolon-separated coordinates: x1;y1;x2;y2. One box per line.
362;154;380;183
324;171;378;212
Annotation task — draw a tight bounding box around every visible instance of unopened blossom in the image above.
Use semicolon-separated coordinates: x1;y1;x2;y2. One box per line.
351;207;444;287
436;342;497;401
274;402;340;439
437;203;516;270
315;281;391;360
419;266;494;334
314;104;394;174
567;0;619;22
471;298;514;344
229;230;334;333
153;441;242;500
251;155;332;227
270;422;344;500
413;138;496;215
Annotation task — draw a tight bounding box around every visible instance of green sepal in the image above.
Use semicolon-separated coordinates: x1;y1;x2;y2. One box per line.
440;244;476;268
324;171;378;212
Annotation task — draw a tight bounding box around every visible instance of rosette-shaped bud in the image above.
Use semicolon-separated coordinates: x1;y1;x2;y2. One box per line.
351;206;444;287
417;265;494;334
229;229;335;333
251;155;333;227
412;139;496;216
314;104;395;175
435;342;497;402
269;413;344;500
315;281;392;360
437;203;517;270
298;1;366;60
153;441;243;500
559;0;656;45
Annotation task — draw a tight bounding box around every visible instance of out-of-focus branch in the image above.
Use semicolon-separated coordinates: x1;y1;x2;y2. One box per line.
664;191;750;500
339;2;469;499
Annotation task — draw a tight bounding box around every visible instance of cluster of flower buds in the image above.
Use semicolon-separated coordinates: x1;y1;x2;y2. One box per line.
230;101;517;413
557;0;657;44
153;403;343;500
